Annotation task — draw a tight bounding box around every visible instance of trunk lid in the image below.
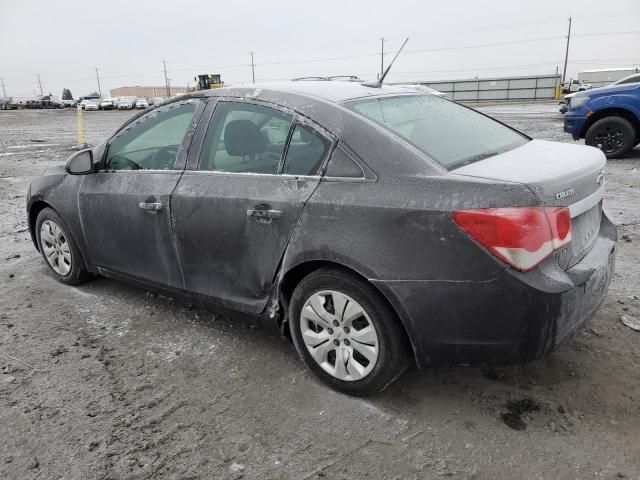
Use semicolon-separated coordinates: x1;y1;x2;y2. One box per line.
451;140;607;269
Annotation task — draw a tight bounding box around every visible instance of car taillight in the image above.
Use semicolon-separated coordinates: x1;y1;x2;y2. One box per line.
452;207;572;271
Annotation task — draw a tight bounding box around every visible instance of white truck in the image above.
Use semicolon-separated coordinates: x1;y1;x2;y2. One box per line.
562;79;592;94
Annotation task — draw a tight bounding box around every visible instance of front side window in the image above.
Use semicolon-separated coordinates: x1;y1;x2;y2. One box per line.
347;95;528;170
106;102;197;171
198;102;293;174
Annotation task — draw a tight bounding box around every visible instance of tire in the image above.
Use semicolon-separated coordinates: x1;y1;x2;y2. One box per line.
35;207;90;285
585;116;636;159
288;267;410;395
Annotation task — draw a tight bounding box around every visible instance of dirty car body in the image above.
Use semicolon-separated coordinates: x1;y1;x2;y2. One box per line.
27;81;616;377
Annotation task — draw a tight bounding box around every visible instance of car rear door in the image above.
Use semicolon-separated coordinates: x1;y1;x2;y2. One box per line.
79;99;204;288
171;98;334;313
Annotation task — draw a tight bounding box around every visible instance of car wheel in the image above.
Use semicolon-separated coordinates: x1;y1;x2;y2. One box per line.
36;207;89;285
585;117;636;159
289;267;409;395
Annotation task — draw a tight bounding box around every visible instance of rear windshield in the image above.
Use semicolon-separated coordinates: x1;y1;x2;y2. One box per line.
347;94;528;170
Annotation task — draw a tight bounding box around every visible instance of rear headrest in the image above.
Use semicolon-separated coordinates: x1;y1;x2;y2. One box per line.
224;120;266;156
299;126;315;143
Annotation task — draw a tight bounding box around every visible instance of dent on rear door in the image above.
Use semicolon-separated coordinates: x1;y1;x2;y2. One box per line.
171;172;320;313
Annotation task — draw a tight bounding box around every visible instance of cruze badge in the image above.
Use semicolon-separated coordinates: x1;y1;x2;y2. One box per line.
556;188;575;200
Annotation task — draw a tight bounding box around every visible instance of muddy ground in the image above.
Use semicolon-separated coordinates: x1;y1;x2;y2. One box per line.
1;104;639;480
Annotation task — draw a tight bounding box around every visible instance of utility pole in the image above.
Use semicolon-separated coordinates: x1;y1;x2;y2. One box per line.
380;37;385;80
95;67;102;97
1;78;6;98
163;60;170;96
37;74;44;96
561;16;572;84
249;52;255;84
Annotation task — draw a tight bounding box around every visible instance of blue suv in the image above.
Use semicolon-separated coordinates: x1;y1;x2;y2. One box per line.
564;83;640;158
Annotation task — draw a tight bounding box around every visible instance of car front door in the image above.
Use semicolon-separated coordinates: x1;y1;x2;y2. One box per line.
79;99;203;287
171;99;334;313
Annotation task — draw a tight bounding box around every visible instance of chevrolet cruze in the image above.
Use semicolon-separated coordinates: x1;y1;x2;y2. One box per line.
27;81;616;395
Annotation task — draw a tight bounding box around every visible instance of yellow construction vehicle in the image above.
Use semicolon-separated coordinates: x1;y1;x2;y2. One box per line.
195;74;224;90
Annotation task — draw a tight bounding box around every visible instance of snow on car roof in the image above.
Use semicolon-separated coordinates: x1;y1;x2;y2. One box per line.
203;81;419;104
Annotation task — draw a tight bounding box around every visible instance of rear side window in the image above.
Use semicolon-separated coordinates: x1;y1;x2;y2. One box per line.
198;102;293;174
348;95;528;170
282;124;331;176
324;148;364;178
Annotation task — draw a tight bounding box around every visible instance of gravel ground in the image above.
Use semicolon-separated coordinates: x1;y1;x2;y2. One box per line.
1;104;639;480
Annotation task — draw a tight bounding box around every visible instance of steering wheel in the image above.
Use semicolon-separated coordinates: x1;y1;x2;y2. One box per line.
148;145;179;170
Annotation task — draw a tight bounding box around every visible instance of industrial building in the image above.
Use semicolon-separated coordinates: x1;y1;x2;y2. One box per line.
109;86;190;98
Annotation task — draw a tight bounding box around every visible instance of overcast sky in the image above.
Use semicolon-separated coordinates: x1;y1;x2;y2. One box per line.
1;0;639;98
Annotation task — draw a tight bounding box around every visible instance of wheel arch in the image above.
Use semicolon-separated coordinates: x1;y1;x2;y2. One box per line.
580;107;640;138
277;259;419;366
28;200;55;251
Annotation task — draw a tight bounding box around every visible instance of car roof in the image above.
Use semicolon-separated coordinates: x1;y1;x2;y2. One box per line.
198;80;420;104
614;73;640;83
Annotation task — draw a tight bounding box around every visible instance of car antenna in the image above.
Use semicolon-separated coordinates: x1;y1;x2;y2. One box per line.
363;37;410;88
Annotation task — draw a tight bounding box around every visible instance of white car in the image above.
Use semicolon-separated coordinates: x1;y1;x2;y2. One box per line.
117;97;135;110
136;98;149;109
79;99;97;109
99;98;115;110
84;100;99;111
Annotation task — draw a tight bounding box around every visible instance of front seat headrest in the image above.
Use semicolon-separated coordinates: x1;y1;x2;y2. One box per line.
224;120;266;156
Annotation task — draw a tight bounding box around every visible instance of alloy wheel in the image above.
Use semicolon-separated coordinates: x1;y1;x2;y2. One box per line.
593;126;625;155
299;290;379;381
40;220;72;276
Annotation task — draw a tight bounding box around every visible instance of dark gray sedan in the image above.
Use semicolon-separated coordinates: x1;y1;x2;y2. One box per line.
27;81;616;395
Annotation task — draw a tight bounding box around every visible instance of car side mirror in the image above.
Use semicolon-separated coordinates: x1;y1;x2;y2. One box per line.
65;149;94;175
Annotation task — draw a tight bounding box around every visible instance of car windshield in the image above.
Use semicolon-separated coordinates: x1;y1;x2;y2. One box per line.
347;94;528;170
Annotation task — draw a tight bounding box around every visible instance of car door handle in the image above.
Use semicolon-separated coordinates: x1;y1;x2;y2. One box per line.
138;201;163;212
246;208;283;223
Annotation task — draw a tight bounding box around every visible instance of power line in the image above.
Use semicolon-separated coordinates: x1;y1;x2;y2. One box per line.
404;35;565;55
9;27;640;95
146;10;640;65
573;30;640;38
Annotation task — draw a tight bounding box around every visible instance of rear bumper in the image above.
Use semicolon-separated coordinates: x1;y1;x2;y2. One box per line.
373;212;617;367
